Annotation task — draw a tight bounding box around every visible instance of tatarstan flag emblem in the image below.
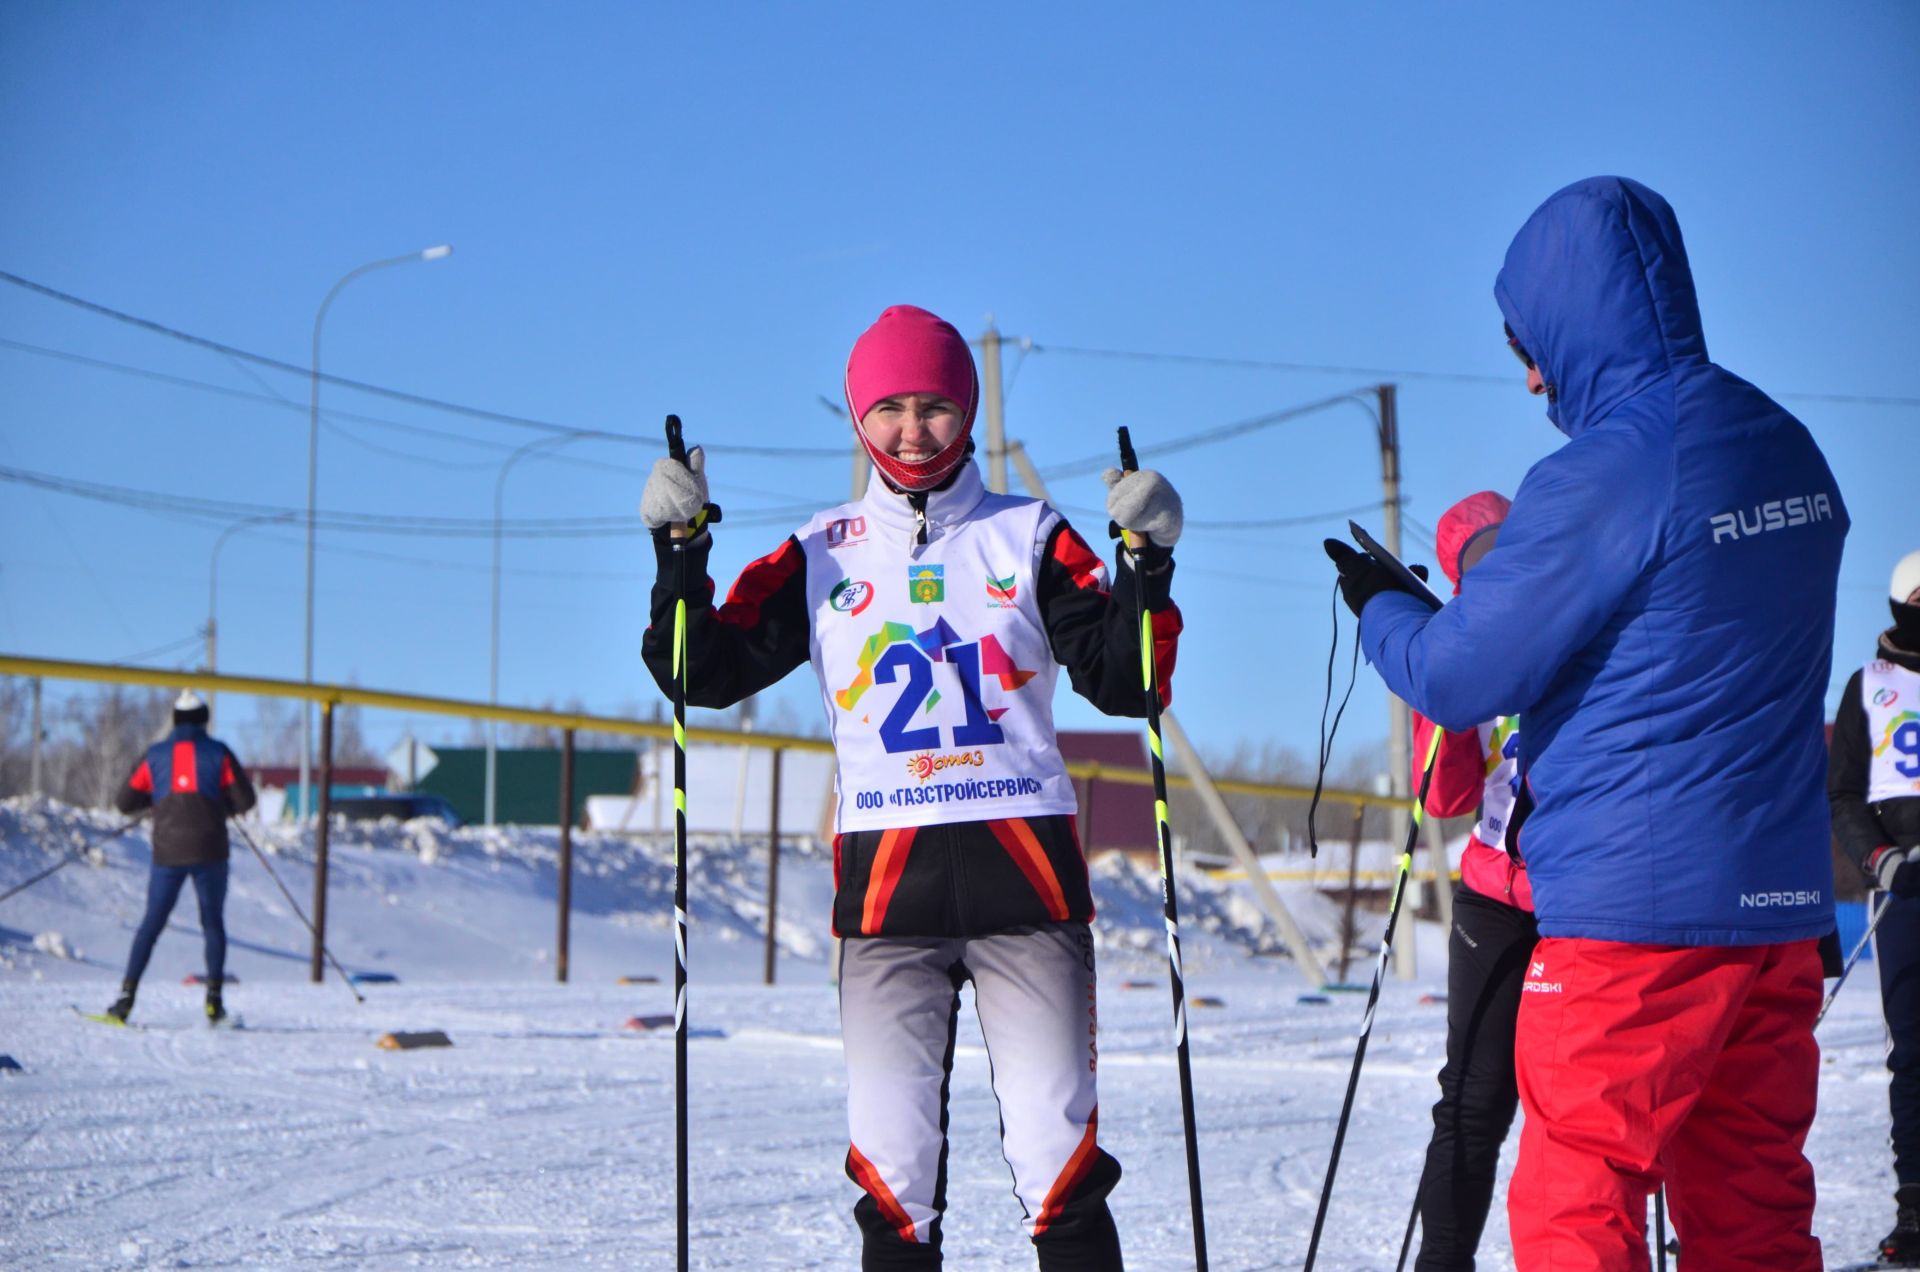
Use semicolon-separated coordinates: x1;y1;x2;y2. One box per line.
986;573;1016;607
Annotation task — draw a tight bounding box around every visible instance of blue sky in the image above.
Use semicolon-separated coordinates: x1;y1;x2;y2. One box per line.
2;3;1915;773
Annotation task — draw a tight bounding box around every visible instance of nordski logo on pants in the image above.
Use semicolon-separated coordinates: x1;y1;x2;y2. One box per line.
1738;889;1822;908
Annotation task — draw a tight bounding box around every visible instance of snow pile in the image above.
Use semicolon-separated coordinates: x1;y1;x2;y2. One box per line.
30;930;77;961
0;799;1319;985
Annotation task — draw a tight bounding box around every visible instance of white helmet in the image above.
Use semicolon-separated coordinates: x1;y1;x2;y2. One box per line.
1894;550;1920;605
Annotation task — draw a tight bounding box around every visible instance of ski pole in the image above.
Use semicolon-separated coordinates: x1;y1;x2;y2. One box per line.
1816;892;1894;1030
663;412;718;1272
1305;724;1445;1272
1655;1187;1669;1271
0;814;146;906
230;818;364;1004
1112;426;1208;1271
1395;1175;1422;1271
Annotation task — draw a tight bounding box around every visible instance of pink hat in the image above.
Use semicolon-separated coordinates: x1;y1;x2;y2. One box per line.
843;305;979;491
1435;490;1512;593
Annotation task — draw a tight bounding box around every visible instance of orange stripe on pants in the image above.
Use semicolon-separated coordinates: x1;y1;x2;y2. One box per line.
860;827;916;933
1031;1108;1100;1236
987;818;1069;921
847;1144;918;1243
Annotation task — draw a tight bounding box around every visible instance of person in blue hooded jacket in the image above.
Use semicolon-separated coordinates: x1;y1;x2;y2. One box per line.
1328;177;1845;1271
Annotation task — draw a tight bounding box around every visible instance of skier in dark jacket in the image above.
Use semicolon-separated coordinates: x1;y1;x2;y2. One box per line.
640;304;1182;1271
1328;177;1846;1270
1831;548;1920;1267
105;690;256;1025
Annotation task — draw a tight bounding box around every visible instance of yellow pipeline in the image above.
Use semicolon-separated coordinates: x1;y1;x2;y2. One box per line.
0;652;1410;811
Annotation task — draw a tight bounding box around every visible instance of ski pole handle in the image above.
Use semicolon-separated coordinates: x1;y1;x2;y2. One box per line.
1110;426;1141;547
663;412;719;539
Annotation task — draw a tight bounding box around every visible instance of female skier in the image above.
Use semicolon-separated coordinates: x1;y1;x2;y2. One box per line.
639;304;1183;1271
1403;491;1536;1271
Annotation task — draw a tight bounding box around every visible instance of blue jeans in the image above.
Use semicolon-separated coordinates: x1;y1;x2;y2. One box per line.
123;862;227;985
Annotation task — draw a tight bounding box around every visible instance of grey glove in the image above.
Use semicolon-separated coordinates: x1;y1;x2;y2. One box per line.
1102;467;1183;548
1874;846;1920;899
640;446;709;530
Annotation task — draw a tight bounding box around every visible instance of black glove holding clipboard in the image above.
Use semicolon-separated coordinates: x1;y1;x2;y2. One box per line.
1323;520;1445;618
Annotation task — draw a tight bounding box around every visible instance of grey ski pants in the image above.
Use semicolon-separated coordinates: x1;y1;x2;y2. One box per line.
838;923;1123;1270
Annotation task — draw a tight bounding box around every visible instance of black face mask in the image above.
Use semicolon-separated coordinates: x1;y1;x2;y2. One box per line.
1893;599;1920;646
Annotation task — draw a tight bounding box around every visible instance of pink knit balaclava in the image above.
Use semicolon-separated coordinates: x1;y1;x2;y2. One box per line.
843;305;979;492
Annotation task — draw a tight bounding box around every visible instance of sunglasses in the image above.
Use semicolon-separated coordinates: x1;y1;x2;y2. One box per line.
1504;323;1535;371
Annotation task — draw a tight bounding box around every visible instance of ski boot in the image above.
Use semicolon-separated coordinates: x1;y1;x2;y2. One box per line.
1882;1186;1920;1267
203;978;227;1027
103;979;137;1024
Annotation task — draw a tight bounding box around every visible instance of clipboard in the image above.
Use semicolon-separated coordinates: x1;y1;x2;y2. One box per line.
1348;520;1445;612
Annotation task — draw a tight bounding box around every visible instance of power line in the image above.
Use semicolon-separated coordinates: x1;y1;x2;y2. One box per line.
0;463;822;540
1033;340;1920;409
1037;390;1369;478
0;272;847;456
1037;341;1510;386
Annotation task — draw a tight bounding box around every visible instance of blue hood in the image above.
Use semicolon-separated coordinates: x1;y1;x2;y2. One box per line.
1495;177;1709;437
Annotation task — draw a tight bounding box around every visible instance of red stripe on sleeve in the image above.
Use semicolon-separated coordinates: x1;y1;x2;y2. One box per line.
1150;604;1182;708
220;754;236;787
129;760;153;794
717;538;805;630
1049;524;1110;594
1413;712;1487;819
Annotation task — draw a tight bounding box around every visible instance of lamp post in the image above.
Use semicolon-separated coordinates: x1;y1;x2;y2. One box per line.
488;430;596;825
300;245;451;823
208;511;296;720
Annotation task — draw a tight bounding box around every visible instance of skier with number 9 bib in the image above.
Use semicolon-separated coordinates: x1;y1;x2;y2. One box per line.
639;304;1183;1271
1831;548;1920;1268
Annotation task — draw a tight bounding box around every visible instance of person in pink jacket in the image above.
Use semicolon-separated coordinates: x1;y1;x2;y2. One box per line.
1404;491;1537;1270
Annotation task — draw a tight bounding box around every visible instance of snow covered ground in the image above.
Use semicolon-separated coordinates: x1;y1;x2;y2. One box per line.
0;798;1900;1269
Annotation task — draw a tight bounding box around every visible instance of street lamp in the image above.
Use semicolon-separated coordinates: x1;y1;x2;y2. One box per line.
488;430;597;825
207;511;297;720
300;245;452;823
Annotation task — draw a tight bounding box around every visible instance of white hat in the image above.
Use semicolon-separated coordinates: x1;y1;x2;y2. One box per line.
175;690;206;713
1894;550;1920;605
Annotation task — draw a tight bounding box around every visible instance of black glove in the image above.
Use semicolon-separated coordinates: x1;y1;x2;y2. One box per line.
1324;539;1429;620
1874;847;1920;899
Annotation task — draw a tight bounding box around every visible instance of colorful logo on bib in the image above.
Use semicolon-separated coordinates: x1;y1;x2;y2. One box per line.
1875;710;1920;779
986;572;1017;608
829;578;874;616
1874;686;1900;708
908;564;945;604
906;749;986;782
836;616;1039;754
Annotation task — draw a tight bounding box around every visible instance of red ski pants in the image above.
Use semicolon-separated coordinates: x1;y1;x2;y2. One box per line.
1508;937;1822;1272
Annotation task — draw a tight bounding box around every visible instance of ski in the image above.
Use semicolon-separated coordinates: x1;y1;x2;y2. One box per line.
70;1005;244;1032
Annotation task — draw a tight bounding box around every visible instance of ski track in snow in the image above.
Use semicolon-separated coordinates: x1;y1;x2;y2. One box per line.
0;798;1902;1269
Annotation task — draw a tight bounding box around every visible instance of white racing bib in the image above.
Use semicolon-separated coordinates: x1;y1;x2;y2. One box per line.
801;487;1082;833
1864;661;1920;803
1474;716;1522;847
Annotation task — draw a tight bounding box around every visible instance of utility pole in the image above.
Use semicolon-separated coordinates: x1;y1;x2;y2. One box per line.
29;677;43;798
977;321;1008;494
1375;382;1416;979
